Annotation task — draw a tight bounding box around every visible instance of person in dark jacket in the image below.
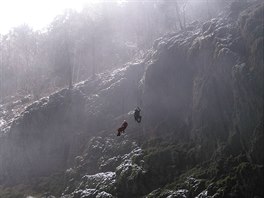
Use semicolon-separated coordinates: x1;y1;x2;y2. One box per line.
134;107;142;123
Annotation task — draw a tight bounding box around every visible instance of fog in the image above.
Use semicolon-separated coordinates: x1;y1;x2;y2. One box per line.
0;0;263;197
0;0;231;102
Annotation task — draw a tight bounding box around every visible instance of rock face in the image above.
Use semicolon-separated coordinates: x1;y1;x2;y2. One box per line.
0;89;87;183
0;1;263;198
0;63;145;185
142;1;263;164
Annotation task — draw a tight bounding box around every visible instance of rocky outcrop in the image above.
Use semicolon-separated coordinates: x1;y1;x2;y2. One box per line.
0;2;263;198
60;136;141;198
0;89;87;184
142;1;263;164
0;63;145;185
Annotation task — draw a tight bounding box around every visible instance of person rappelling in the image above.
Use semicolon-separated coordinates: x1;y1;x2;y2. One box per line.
117;120;128;136
134;107;142;123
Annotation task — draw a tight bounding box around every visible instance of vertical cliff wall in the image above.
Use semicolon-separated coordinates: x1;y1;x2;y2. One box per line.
142;1;263;163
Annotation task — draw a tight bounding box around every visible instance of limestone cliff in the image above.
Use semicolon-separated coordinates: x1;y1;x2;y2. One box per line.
0;1;263;198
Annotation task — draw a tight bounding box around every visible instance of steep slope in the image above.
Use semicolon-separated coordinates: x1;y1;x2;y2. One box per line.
0;63;145;185
0;1;263;198
143;1;263;163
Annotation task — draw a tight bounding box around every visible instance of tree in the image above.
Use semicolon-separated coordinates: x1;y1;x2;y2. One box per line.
157;0;190;31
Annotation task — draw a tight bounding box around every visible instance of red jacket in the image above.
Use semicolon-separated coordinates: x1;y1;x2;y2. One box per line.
122;121;128;129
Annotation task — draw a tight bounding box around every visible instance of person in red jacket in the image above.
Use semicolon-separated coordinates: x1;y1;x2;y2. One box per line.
117;120;128;136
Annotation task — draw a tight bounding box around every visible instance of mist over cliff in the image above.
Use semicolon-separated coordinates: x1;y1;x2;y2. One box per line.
0;1;263;198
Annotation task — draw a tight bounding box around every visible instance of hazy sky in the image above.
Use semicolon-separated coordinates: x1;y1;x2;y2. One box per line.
0;0;107;34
